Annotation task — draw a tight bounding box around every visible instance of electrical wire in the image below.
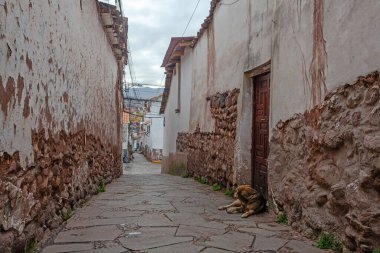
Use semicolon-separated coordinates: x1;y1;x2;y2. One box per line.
128;112;163;119
181;0;202;37
220;0;241;5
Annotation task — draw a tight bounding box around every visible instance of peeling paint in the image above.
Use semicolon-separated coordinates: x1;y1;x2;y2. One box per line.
207;21;216;89
3;1;7;15
23;94;30;118
7;43;12;59
25;53;32;71
62;91;68;103
1;0;124;175
0;76;16;118
17;74;24;105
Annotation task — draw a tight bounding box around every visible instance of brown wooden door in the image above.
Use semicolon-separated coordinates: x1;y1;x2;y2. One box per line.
252;73;270;200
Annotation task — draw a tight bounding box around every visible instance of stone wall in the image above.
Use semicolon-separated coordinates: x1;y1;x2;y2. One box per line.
143;147;163;162
0;0;123;251
177;89;239;186
0;130;121;252
269;71;380;252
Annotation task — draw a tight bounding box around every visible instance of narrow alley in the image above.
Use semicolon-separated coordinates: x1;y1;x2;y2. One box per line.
41;154;323;253
1;0;380;252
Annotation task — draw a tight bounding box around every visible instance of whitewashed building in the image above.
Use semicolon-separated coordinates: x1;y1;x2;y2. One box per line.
142;96;164;162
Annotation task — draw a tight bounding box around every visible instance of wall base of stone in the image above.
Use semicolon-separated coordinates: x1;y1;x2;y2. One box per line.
176;89;240;186
0;130;122;252
161;152;188;176
177;132;235;186
269;71;380;252
143;148;163;162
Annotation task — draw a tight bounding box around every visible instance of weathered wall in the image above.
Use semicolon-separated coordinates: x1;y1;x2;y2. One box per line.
271;0;380;128
177;89;239;186
162;47;193;173
190;34;215;133
0;0;122;251
163;64;179;157
269;72;380;252
178;47;193;132
185;0;380;185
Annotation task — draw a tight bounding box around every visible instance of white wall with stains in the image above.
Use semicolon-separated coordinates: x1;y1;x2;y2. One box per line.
0;0;121;166
190;34;213;132
144;101;163;151
324;0;380;91
163;64;179;157
163;47;193;157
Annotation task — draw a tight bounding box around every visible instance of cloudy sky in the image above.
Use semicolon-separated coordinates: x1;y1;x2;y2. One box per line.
120;0;211;87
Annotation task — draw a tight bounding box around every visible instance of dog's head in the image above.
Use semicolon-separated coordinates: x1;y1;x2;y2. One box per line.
234;185;252;198
234;185;263;202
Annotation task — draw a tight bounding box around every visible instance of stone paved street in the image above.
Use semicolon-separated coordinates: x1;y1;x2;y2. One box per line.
42;154;325;253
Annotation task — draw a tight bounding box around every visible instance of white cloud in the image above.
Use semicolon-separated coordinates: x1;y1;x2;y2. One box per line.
121;0;211;86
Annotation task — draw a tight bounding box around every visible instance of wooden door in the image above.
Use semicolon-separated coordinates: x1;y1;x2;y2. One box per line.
252;73;270;200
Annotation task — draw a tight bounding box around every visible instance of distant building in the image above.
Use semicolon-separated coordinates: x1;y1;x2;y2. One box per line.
122;110;130;163
142;95;164;162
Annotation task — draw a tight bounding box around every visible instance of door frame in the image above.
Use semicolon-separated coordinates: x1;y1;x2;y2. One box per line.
247;60;271;200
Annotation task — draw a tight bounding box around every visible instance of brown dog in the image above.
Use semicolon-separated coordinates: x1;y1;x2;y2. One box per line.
218;185;265;218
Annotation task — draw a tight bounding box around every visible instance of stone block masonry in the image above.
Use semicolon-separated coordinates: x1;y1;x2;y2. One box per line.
177;88;239;187
0;130;121;252
269;71;380;252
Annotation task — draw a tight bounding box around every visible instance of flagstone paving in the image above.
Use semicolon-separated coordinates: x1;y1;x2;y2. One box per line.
41;154;325;253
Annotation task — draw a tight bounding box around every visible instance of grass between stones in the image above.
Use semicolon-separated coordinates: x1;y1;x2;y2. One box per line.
315;232;343;251
96;182;106;194
61;207;73;221
276;213;288;225
212;184;222;191
194;176;209;184
224;188;234;197
191;176;234;196
24;237;38;253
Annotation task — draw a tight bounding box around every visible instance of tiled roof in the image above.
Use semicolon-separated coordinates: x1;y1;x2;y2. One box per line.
159;0;221;114
97;1;128;65
190;0;221;47
159;37;195;114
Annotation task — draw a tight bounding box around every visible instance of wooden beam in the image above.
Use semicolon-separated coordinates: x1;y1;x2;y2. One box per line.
246;60;271;78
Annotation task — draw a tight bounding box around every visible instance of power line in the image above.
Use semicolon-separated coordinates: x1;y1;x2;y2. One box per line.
181;0;201;37
124;97;156;102
159;73;165;85
126;82;165;87
131;90;163;94
127;112;163;119
220;0;241;5
153;74;165;98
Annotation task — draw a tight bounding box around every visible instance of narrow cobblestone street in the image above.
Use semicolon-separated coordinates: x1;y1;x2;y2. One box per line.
42;154;324;253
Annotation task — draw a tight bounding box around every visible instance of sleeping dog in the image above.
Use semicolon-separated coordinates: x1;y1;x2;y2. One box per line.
218;185;265;218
